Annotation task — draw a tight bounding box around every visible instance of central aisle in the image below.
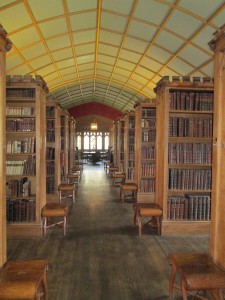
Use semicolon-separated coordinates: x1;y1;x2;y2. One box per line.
7;162;209;300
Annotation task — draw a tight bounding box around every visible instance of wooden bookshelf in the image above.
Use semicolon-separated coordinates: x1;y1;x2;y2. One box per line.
6;75;48;238
60;108;69;181
112;121;118;166
117;117;125;172
0;24;12;266
134;99;157;202
68;116;76;170
154;76;214;234
124;111;135;183
209;25;225;268
46;100;61;202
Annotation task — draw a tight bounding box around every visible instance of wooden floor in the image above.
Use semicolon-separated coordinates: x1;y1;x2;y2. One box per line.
7;163;210;300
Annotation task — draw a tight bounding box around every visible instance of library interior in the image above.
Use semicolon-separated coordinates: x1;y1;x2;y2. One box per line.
1;1;225;299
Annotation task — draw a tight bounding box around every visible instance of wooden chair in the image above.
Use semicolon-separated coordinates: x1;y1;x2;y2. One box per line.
107;166;119;177
67;172;80;187
120;183;138;202
58;183;75;203
0;259;48;300
41;203;68;236
168;253;225;300
133;203;162;236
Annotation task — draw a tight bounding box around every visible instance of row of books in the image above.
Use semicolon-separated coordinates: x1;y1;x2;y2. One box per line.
6;88;35;99
141;146;155;159
46;177;55;194
46;131;55;142
141;163;155;176
46;162;55;175
46;119;55;129
142;130;156;142
6;138;36;154
142;108;156;118
46;106;55;118
169;116;213;138
6;118;36;132
168;168;212;190
167;195;211;220
127;168;135;180
6;106;35;116
7;177;31;197
168;142;212;164
140;178;155;193
46;147;55;160
6;198;36;223
141;118;156;128
169;91;213;111
6;157;36;176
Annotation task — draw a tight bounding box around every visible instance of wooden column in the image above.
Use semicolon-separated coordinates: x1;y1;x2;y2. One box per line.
0;25;11;267
209;25;225;267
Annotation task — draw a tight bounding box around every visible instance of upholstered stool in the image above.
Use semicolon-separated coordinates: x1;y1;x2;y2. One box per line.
108;167;119;177
111;172;126;186
120;183;138;202
58;183;75;203
41;203;68;236
73;162;83;173
168;253;225;300
67;172;80;187
0;259;48;299
133;203;162;236
70;166;82;177
104;161;113;172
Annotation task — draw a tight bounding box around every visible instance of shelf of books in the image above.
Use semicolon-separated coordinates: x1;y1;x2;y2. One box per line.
0;24;12;266
117;116;125;172
124;111;135;182
68;116;76;171
46;100;61;202
134;99;157;202
154;76;214;234
209;26;225;266
6;75;48;238
112;121;118;167
60;108;69;181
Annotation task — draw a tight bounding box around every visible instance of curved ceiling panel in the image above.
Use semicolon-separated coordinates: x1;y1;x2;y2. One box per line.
1;0;225;113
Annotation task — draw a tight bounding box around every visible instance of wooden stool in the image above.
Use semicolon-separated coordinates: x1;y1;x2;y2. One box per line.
41;203;68;236
67;172;80;187
73;161;83;172
104;161;113;172
120;183;138;202
70;166;82;177
0;259;48;299
58;183;75;203
133;203;162;236
108;167;119;177
168;253;225;300
111;172;126;186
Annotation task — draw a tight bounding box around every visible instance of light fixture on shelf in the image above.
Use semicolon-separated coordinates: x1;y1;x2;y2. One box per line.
90;119;98;130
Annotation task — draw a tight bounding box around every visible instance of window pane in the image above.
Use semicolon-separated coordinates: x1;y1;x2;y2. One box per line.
84;135;89;150
90;133;96;150
104;135;109;150
97;135;102;150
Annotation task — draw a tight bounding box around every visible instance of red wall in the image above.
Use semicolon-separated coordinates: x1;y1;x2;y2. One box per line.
68;102;123;121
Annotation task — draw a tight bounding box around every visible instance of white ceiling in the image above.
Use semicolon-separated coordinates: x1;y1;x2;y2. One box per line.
1;0;224;113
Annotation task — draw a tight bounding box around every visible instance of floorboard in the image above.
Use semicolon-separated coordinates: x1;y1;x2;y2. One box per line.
7;163;210;300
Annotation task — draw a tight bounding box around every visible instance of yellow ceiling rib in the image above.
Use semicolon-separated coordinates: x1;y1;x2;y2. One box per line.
93;0;102;93
102;0;139;105
111;0;180;107
22;0;65;84
62;0;83;103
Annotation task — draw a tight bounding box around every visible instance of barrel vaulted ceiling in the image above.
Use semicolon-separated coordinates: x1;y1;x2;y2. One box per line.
1;0;225;113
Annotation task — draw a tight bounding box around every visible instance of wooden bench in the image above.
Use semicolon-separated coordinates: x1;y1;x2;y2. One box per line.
168;253;225;300
133;203;162;236
0;259;48;299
